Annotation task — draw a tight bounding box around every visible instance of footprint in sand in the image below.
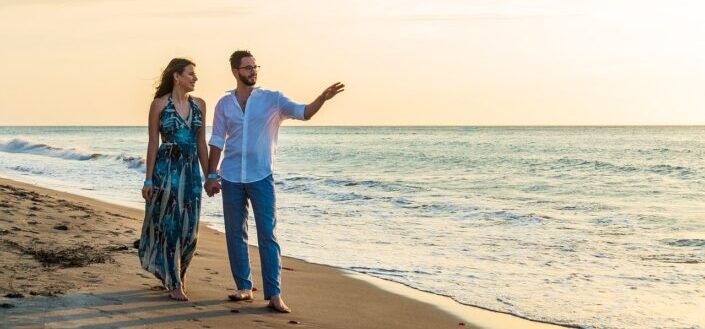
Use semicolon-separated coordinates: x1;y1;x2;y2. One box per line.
53;224;69;231
88;273;99;278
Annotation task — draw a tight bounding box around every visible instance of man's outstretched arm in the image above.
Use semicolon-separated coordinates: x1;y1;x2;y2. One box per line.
304;82;345;120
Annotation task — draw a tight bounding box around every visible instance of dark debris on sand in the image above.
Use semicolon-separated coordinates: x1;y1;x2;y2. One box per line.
29;289;64;297
2;240;114;268
31;245;112;268
53;224;69;231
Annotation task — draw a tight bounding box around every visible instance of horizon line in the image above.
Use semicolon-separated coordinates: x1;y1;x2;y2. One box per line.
1;124;704;128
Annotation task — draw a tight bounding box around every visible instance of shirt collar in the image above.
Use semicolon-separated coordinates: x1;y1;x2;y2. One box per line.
226;87;260;94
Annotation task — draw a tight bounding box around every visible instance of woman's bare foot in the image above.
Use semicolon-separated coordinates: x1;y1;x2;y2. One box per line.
228;289;254;301
267;295;291;313
169;287;189;301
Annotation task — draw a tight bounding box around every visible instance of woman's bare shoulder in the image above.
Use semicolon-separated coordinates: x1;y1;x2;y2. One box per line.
151;95;169;112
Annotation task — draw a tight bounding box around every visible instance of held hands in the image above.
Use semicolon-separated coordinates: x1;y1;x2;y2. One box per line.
204;179;222;197
320;82;345;101
141;185;153;201
142;179;154;201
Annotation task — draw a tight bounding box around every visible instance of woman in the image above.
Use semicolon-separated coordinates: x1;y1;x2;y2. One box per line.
139;58;208;301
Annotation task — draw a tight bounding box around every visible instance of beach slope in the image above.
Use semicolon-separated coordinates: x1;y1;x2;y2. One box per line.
0;178;471;329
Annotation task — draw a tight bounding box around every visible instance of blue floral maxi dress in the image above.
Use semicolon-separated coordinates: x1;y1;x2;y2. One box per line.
139;95;203;290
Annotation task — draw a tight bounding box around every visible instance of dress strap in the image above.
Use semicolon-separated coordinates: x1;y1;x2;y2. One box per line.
188;96;200;112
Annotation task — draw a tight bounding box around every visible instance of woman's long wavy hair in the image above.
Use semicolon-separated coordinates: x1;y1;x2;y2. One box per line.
154;58;195;99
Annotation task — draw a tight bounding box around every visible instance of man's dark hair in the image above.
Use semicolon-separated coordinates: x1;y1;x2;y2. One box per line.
230;50;253;69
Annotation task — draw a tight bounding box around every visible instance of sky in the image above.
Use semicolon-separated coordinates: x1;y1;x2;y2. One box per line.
0;0;704;126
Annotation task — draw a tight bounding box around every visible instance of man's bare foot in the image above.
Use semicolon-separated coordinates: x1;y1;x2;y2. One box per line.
267;295;291;313
228;289;254;301
169;287;188;301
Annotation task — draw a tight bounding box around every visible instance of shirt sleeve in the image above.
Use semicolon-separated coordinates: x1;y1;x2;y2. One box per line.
277;92;306;121
208;99;226;150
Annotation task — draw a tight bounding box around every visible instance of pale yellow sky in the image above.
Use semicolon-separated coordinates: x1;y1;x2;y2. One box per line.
0;0;704;126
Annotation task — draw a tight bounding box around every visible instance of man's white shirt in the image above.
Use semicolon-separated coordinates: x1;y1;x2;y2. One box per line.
208;88;306;183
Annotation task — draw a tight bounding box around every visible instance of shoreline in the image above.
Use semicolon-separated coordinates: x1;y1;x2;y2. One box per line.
0;176;571;328
343;272;574;329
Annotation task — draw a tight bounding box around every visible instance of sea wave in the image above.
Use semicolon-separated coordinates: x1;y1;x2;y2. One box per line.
554;158;639;173
662;238;705;248
8;165;45;175
547;157;697;177
648;164;695;177
0;138;145;171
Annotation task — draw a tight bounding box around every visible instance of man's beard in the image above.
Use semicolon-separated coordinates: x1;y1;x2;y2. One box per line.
238;73;256;86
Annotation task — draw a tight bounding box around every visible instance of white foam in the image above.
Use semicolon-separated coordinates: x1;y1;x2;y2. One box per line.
0;138;145;171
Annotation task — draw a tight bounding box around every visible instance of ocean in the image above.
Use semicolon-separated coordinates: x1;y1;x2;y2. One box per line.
0;126;703;329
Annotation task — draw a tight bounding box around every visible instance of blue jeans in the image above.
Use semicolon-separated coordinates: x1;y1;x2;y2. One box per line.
221;175;281;299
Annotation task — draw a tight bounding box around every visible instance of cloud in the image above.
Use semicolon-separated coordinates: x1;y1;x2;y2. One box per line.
382;0;574;22
141;5;254;18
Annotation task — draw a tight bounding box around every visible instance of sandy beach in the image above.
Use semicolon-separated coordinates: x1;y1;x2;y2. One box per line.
0;177;475;329
0;177;574;329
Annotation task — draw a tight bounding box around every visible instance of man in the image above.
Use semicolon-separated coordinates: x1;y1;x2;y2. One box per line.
204;50;344;313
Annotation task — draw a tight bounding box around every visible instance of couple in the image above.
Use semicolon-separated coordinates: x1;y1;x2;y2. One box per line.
138;50;344;312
